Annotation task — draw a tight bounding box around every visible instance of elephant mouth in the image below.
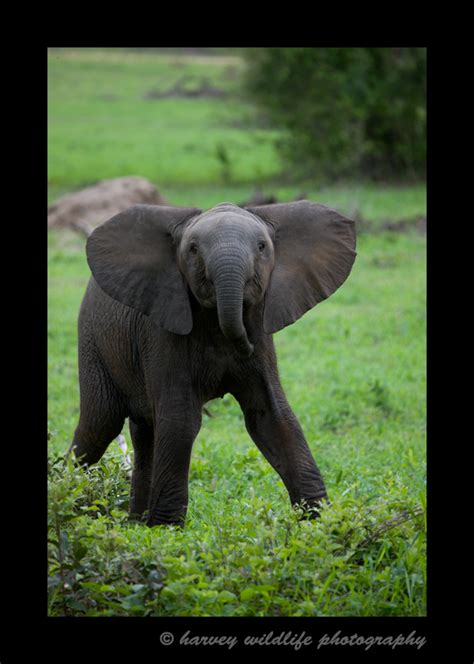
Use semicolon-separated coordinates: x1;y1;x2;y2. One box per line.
197;278;262;310
195;280;216;308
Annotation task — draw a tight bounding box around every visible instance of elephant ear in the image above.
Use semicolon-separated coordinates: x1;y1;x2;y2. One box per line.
86;204;201;334
246;200;356;334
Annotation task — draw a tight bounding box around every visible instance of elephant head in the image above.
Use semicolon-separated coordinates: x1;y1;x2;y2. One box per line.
86;201;356;357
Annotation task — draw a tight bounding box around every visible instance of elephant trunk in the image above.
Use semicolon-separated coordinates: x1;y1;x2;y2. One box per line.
210;253;254;357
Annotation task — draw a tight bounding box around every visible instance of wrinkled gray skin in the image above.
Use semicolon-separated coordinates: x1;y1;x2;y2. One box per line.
69;201;356;526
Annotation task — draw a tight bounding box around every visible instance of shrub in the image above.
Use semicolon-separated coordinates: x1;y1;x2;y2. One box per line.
242;48;426;181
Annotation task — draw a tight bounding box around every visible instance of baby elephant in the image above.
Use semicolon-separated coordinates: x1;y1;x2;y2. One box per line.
69;201;356;526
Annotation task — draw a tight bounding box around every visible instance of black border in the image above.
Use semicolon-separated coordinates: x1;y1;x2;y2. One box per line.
5;42;449;662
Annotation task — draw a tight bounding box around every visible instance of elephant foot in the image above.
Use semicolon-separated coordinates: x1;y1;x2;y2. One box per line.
293;494;330;520
146;513;186;528
146;501;187;528
128;510;148;524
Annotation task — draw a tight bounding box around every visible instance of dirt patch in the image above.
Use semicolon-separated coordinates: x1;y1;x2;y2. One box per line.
144;76;229;100
48;176;168;236
238;189;306;207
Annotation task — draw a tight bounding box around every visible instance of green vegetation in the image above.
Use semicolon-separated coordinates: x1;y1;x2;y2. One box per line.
48;228;426;617
47;48;426;219
48;49;426;616
243;48;426;181
47;49;279;199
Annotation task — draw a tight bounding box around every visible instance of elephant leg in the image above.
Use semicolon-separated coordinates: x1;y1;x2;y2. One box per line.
146;401;202;527
128;418;154;520
234;379;328;517
68;351;126;466
69;409;125;466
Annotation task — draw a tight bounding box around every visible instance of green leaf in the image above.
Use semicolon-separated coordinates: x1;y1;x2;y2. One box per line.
66;598;86;611
240;588;256;601
218;590;237;603
161;586;177;598
81;582;116;593
121;595;145;610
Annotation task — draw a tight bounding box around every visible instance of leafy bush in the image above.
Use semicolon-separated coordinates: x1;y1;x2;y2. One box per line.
48;451;425;616
242;48;426;181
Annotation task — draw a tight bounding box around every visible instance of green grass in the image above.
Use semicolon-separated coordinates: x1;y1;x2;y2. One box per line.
48;49;280;195
48;228;426;617
48;49;426;617
48;48;426;225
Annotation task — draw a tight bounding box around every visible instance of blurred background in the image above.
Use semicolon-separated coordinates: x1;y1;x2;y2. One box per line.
47;47;426;222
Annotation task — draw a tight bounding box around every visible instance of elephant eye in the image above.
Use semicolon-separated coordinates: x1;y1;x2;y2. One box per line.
189;243;198;256
258;241;266;252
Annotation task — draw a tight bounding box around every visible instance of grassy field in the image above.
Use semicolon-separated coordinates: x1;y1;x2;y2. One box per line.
48;48;426;220
48;49;426;617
